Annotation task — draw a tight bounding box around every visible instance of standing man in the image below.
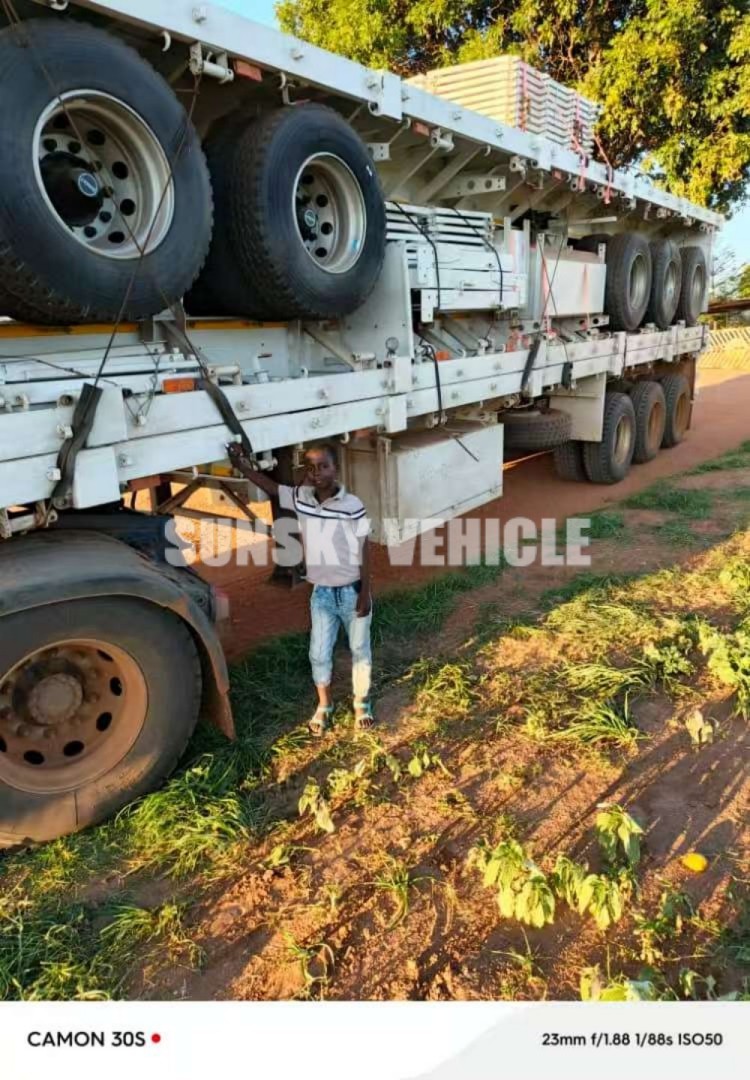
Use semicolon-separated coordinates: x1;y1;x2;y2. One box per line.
227;441;373;734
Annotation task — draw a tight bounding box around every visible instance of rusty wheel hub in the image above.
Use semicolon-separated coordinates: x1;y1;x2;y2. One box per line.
0;639;147;793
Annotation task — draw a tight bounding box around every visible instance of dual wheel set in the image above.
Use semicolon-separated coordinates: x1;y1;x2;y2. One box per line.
573;232;707;332
552;372;691;485
0;20;386;325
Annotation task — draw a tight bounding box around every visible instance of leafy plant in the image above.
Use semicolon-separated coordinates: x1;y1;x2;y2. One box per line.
578;874;626;930
553;697;640;749
468;840;555;928
699;618;750;719
580;965;659;1002
372;857;426;928
551;856;588;909
596;804;644;869
407;745;449;778
327;759;371;804
282;932;334;999
298;778;334;834
684;708;714;747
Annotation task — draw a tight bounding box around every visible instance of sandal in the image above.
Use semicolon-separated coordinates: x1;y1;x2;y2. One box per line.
309;704;333;737
354;700;375;730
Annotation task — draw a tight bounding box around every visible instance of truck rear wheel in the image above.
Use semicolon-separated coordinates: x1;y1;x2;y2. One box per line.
0;20;212;324
582;392;636;484
228;104;387;319
553;440;588;481
0;598;201;846
660;372;692;447
629;380;666;463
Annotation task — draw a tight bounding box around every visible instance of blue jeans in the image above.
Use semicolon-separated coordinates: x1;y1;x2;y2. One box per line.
309;584;372;700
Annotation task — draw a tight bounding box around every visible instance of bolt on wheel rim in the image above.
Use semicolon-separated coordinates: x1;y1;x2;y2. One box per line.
33;91;174;260
0;639;147;793
292;153;366;274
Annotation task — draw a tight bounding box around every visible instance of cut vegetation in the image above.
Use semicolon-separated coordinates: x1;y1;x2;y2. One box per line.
2;441;750;1002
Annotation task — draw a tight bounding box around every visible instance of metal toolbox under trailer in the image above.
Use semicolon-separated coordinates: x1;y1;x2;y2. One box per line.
341;422;504;547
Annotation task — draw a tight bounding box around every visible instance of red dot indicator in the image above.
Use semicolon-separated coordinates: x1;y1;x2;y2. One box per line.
151;1034;161;1044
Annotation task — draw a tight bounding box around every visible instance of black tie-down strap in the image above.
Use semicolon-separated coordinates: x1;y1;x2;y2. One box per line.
199;377;254;458
51;382;104;510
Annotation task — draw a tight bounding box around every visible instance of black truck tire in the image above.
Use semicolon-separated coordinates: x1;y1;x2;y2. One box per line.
228;104;387;320
644;239;682;329
660;372;692;447
0;20;212;324
603;232;652;332
500;408;572;450
553;440;588;481
675;246;707;326
629;380;667;463
0;598;201;846
582;392;636;484
185;111;275;319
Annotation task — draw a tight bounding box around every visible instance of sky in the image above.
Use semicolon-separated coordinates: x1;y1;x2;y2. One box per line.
219;1;748;261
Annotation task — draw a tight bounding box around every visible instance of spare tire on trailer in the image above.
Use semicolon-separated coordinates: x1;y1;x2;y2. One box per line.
228;104;387;320
644;238;682;329
602;232;652;332
499;408;572;450
675;246;707;326
185;110;276;319
0;20;212;324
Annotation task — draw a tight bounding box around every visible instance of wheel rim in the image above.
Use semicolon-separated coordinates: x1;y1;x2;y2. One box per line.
664;262;678;308
674;389;691;436
690;263;706;314
629;252;650;311
33;91;174;260
0;638;147;793
613;415;634;466
648;399;666;446
292;154;366;274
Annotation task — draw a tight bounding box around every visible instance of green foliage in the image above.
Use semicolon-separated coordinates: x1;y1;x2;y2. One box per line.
580;966;659;1001
595;804;644;869
698;617;750;718
624;483;713;519
468;839;555;928
298;778;335;834
584;511;627;540
551;857;628;930
278;1;750;212
578;873;626;930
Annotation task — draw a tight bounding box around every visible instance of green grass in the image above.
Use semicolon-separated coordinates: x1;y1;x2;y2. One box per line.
624;483;714;519
583;510;628;540
689;440;750;474
654;519;699;546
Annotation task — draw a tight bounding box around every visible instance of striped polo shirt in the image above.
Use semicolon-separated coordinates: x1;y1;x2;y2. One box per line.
278;483;371;587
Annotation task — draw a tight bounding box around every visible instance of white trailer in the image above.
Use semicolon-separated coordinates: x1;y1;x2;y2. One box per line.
0;0;719;845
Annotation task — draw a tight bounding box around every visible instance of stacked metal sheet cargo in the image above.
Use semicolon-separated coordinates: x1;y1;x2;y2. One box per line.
408;56;600;155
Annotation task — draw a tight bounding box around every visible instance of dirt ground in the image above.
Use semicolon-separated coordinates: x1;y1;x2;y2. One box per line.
124;365;750;1002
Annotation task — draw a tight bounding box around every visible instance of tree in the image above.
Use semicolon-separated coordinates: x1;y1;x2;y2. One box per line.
277;1;750;213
